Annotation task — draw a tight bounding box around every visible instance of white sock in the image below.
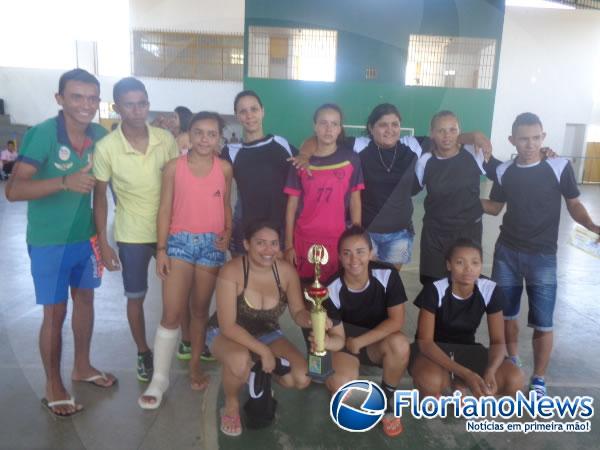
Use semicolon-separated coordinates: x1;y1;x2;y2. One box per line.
146;325;179;394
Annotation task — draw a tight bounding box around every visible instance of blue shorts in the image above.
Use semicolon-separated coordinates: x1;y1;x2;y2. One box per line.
492;242;557;331
369;229;414;265
117;242;155;299
167;232;226;267
205;327;284;352
28;240;102;305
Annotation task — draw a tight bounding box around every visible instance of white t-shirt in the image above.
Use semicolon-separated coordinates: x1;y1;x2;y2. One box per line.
0;149;18;162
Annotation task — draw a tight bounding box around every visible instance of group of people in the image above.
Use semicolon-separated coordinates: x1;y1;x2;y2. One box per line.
5;68;599;439
0;139;18;180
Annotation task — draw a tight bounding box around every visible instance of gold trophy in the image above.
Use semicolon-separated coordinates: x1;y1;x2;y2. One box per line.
304;244;334;381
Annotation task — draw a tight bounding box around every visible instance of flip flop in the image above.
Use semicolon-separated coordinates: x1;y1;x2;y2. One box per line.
41;397;83;419
382;413;403;437
190;373;210;391
73;371;118;388
220;408;242;437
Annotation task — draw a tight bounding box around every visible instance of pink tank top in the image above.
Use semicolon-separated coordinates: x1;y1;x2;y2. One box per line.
169;155;225;234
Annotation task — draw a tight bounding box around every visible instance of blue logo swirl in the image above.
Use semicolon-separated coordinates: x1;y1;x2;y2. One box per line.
330;380;387;432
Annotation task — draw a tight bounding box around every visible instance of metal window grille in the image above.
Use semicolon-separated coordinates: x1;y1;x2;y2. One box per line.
248;26;337;82
365;67;378;80
548;0;600;9
132;30;243;81
405;35;497;89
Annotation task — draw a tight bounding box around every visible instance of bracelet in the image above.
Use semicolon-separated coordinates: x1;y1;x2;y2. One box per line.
156;246;166;252
61;175;68;191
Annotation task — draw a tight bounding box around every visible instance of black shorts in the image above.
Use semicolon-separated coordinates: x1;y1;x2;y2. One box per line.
341;347;382;368
419;219;483;283
409;341;488;377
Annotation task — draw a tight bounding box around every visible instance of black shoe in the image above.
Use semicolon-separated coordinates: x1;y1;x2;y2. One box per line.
137;350;154;382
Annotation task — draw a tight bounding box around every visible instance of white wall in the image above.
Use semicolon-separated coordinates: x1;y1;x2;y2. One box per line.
491;7;600;159
0;0;246;126
129;0;244;33
1;0;130;76
0;67;242;126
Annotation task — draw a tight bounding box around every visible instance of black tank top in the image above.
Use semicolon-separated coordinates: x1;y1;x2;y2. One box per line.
208;257;288;336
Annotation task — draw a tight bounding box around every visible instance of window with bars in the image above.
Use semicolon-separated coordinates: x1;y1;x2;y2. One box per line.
247;26;337;82
132;30;243;81
405;35;496;89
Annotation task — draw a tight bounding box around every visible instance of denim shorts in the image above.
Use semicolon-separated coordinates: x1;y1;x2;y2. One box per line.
167;231;226;267
369;229;414;265
205;326;284;352
492;242;557;331
28;239;102;305
117;242;156;299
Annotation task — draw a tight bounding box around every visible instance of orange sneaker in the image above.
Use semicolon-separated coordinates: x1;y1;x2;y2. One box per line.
382;413;403;437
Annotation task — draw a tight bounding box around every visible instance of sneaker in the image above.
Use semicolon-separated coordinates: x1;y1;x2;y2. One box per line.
176;341;192;361
137;350;154;382
529;376;546;400
508;355;523;368
201;345;216;362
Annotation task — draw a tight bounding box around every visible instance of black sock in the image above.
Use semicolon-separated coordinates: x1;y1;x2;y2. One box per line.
381;379;396;413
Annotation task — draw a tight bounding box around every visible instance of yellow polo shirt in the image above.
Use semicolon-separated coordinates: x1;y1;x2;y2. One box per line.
94;124;178;243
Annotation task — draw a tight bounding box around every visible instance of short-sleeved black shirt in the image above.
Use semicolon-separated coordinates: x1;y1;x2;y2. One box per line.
324;261;407;338
490;158;580;254
348;136;422;233
222;135;298;231
415;145;497;230
414;277;505;345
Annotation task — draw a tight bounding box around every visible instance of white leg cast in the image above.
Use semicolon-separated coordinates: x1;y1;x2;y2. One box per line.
138;325;178;410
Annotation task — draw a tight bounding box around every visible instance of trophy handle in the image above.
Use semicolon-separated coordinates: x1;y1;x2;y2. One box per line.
303;291;316;307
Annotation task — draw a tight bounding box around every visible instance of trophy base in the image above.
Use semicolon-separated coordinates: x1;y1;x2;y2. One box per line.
307;352;334;382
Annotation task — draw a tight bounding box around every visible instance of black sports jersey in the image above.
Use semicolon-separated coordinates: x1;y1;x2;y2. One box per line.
324;261;407;338
349;136;422;233
414;277;504;345
490;158;580;254
222;135;298;231
415;146;488;229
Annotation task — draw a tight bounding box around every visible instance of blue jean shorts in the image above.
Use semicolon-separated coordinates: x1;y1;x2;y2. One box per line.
492;242;557;331
369;229;414;265
28;240;102;305
117;242;155;299
205;326;284;352
167;232;226;267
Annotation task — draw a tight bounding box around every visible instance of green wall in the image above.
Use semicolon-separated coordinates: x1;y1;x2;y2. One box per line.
244;0;505;146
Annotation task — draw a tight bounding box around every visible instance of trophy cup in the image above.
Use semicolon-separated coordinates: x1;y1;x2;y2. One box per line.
304;244;334;381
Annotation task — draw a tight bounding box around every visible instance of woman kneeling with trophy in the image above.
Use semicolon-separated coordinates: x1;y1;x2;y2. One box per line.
312;225;410;437
206;221;311;436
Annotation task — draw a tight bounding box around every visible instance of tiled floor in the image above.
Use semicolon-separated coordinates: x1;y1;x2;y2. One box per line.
0;181;598;449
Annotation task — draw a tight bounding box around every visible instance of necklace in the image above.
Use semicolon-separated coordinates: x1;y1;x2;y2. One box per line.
377;143;398;173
